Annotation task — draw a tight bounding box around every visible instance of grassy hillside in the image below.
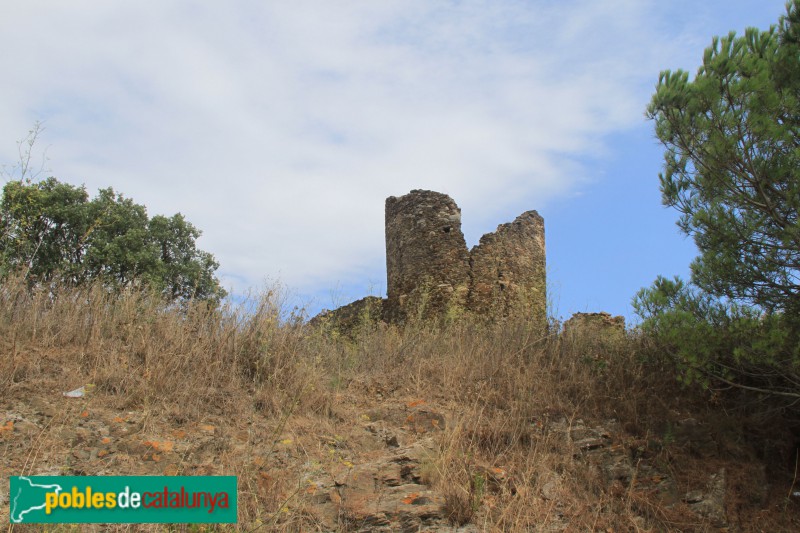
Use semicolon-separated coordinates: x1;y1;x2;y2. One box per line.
2;275;799;531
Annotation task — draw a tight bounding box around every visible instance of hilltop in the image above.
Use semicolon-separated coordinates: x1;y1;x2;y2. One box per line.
2;276;800;531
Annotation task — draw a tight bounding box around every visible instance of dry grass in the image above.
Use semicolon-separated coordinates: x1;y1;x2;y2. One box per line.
2;274;799;531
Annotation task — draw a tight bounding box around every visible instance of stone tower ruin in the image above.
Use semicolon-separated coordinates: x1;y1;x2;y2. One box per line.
468;210;546;321
384;190;547;330
384;190;471;322
311;189;547;334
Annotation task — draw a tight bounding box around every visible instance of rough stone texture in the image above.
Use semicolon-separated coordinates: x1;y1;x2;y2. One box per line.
562;312;625;355
684;468;728;527
333;439;448;532
311;190;547;330
563;312;625;338
468;210;546;330
384;190;546;328
385;190;471;323
308;296;385;337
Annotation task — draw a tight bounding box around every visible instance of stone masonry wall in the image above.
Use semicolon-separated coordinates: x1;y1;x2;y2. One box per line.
384;190;471;322
384;190;546;330
468;210;546;328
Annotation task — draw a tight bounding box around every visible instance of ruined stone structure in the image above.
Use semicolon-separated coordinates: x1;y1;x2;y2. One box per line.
384;190;471;323
468;210;546;320
307;296;384;337
313;189;547;332
559;312;626;360
562;312;626;354
385;189;547;329
563;312;625;336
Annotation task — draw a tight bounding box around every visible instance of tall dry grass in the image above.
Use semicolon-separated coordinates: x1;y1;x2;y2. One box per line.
2;274;757;531
1;275;330;418
0;273;685;421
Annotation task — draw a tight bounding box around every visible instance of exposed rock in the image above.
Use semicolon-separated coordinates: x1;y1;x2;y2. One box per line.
2;413;40;437
0;389;775;531
684;468;728;527
305;438;459;532
548;418;683;510
365;423;401;448
404;408;446;434
539;473;562;501
550;418;616;456
363;404;446;433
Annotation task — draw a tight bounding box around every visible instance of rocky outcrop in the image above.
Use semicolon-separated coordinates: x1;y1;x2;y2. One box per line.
4;391;753;530
684;468;728;527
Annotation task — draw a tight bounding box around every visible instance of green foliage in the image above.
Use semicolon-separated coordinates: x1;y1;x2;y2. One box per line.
639;2;800;400
633;277;799;394
646;1;800;315
470;472;485;514
0;177;225;303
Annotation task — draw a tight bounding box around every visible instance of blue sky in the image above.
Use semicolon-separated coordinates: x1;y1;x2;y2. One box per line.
0;0;789;323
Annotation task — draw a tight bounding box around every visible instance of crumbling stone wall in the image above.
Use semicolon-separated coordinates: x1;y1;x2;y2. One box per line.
385;190;546;330
312;189;547;332
562;312;625;354
468;210;546;327
384;190;470;322
563;312;625;337
307;296;384;338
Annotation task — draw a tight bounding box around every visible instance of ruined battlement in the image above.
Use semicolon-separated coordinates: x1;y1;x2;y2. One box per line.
385;190;546;329
313;189;547;332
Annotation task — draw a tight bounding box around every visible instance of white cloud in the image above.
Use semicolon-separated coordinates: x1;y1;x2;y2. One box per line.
0;0;771;298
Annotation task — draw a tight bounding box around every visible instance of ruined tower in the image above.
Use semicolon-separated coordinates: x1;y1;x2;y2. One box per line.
468;210;547;330
315;189;547;332
385;190;470;322
383;189;547;330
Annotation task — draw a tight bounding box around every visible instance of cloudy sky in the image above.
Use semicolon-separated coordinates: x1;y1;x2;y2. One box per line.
0;0;789;321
